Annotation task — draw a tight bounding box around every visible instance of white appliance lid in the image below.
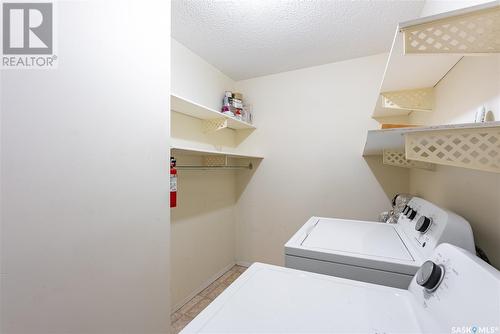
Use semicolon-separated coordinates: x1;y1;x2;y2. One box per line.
301;218;413;261
181;263;423;334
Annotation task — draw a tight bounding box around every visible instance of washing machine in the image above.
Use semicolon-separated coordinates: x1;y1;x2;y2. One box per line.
285;197;475;288
180;243;499;334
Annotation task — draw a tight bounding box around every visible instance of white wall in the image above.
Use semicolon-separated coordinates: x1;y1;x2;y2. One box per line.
409;55;500;268
410;55;500;125
234;54;410;265
170;39;237;310
0;2;171;333
171;39;235;111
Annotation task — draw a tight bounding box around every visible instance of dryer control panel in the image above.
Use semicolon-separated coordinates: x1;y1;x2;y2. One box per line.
395;197;475;261
408;243;500;333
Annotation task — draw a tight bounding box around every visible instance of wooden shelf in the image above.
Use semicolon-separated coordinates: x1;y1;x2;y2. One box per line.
171;94;256;130
372;1;500;120
363;121;500;156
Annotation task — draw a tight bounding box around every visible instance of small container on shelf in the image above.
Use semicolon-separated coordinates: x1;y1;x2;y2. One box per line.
221;105;234;117
242;104;252;124
221;91;234;117
220;91;253;124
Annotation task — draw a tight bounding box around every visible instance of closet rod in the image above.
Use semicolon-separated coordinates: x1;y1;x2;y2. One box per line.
176;163;253;170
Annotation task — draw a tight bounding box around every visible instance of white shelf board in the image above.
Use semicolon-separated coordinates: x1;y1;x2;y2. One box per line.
372;1;499;119
363;121;500;156
382;30;462;93
171;144;263;159
399;1;499;31
372;29;461;119
171;94;256;130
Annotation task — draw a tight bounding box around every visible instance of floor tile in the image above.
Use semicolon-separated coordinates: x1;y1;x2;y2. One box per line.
184;297;212;318
205;282;227;300
170;311;182;323
199;280;221;298
217;269;234;283
177;295;204;314
171;265;248;333
234;265;246;273
223;270;241;285
171;314;193;334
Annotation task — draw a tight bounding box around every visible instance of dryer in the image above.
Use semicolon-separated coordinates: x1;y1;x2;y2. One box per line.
180;244;499;334
284;197;475;288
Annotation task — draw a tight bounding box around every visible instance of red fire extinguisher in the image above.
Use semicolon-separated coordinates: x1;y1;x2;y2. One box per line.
170;157;177;208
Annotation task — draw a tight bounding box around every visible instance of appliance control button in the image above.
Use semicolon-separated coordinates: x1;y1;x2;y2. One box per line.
416;260;444;291
408;209;417;220
403;206;411;216
415;216;432;233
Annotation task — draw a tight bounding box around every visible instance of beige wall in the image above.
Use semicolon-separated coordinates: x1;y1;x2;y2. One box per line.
234;54;410;266
170;154;237;310
171;39;238;310
1;2;171;333
409;55;500;269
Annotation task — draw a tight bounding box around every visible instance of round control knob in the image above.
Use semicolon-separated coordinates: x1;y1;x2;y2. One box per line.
415;216;432;233
403;206;411;216
408;209;417;220
416;260;444;291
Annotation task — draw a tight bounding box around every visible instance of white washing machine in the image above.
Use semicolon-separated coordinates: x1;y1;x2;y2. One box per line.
285;197;475;288
181;243;499;334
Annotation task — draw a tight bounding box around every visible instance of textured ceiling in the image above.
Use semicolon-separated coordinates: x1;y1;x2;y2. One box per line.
172;0;425;80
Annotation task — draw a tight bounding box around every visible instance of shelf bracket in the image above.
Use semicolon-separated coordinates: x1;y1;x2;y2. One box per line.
202;118;228;133
381;88;434;112
401;5;500;54
405;126;500;173
383;150;435;170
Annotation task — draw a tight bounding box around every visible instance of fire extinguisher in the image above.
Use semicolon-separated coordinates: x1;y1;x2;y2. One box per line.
170;156;177;208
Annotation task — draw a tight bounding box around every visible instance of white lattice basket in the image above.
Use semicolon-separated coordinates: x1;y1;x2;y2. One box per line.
381;88;434;111
402;5;500;54
203;156;227;166
383;150;435;170
202;118;228;133
405;126;500;173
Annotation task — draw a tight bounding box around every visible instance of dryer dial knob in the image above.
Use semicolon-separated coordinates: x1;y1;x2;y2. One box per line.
408;209;417;220
416;260;443;291
403;206;411;216
415;216;432;233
